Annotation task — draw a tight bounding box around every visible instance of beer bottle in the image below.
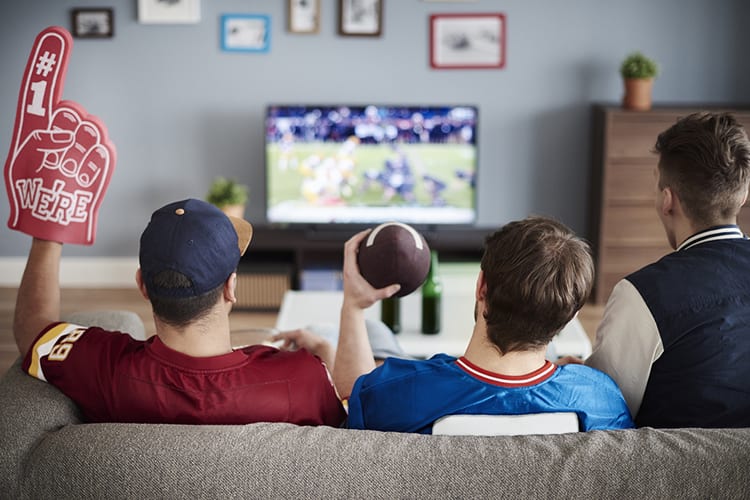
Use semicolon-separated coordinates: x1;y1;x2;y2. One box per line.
381;296;401;333
421;250;442;334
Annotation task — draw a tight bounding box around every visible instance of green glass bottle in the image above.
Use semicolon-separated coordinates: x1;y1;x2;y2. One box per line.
381;296;401;333
421;250;442;334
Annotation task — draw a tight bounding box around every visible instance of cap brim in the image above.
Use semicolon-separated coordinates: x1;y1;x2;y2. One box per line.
227;215;253;255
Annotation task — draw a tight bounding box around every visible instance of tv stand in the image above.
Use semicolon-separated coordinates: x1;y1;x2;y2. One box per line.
235;224;493;310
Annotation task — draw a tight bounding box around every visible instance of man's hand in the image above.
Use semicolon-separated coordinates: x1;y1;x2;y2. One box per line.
4;26;115;245
333;230;400;399
271;328;335;369
342;229;400;311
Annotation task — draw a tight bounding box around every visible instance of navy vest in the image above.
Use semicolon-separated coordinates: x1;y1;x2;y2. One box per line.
628;233;750;428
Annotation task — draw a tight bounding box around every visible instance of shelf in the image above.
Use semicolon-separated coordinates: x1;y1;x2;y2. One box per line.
236;225;492;309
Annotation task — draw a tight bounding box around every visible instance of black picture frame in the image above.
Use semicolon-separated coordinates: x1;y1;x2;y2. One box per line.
71;8;114;38
338;0;382;37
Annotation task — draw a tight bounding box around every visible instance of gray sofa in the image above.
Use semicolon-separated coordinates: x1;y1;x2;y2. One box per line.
1;312;749;499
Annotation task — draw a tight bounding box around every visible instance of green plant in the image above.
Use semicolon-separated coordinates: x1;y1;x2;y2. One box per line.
206;177;248;207
620;51;659;79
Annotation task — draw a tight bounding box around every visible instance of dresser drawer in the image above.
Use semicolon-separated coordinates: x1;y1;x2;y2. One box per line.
604;159;657;203
600;205;665;245
605;111;687;159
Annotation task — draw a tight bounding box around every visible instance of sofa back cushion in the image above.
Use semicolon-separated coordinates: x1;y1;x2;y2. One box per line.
16;418;750;499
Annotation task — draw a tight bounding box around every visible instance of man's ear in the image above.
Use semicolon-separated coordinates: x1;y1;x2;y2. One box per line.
224;272;238;304
660;186;675;215
475;270;487;302
135;269;149;300
474;270;488;323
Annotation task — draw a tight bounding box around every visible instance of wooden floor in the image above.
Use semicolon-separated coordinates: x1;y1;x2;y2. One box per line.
0;287;604;376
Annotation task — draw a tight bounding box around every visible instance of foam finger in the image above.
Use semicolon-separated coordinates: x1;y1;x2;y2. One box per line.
50;106;82;132
63;121;101;179
77;144;109;189
13;27;72;153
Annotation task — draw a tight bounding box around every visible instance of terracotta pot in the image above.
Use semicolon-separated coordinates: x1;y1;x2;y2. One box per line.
622;78;654;111
220;204;245;219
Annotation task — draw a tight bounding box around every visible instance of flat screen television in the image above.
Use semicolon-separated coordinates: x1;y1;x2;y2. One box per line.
264;104;477;226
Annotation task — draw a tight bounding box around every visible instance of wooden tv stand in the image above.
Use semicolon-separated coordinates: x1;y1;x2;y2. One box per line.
235;225;493;310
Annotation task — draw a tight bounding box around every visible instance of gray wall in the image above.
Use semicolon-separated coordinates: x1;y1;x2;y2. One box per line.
1;0;748;257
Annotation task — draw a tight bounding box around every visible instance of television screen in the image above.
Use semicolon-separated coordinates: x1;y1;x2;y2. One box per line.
264;104;477;225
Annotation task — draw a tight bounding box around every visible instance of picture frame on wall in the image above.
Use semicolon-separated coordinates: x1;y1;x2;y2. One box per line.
138;0;200;24
288;0;320;34
71;8;114;38
430;13;506;69
338;0;382;37
221;14;271;53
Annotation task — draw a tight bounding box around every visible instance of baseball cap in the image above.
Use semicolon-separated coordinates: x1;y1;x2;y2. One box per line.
139;198;253;298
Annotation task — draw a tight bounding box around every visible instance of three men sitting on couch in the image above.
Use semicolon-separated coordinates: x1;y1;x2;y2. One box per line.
13;112;750;431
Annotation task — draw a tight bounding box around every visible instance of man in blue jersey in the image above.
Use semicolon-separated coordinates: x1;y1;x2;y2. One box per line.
585;112;750;428
333;216;634;434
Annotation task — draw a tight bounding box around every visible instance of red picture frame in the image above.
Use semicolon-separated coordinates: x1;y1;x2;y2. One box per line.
429;13;506;70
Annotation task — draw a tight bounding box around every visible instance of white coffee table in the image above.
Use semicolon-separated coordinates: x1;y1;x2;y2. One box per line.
275;290;592;359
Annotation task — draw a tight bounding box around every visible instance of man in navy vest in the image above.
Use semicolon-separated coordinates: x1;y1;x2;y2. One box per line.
586;112;750;428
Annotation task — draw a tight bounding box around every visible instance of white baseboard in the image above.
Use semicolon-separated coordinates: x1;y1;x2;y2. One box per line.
0;258;139;288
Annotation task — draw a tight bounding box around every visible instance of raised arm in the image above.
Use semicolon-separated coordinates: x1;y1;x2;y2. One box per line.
14;238;63;358
333;230;400;398
6;27;116;359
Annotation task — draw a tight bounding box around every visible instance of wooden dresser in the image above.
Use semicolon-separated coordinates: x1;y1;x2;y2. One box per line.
589;105;750;304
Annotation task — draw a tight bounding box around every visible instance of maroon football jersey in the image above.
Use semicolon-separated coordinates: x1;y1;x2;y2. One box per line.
23;322;346;426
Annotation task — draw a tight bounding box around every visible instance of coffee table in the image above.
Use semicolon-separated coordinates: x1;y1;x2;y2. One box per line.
275;290;592;359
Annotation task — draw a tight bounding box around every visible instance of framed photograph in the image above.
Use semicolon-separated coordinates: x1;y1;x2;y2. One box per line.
138;0;200;24
338;0;382;37
71;8;114;38
221;14;271;53
430;13;506;69
288;0;320;34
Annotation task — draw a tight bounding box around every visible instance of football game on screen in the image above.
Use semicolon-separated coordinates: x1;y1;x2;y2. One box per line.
265;104;477;225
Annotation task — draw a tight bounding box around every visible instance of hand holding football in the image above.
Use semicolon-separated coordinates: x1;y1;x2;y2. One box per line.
357;222;431;297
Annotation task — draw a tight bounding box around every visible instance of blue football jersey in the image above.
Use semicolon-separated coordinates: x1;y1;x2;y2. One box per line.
347;354;634;434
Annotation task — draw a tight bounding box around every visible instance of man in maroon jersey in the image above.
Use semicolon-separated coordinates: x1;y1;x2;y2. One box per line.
15;198;346;425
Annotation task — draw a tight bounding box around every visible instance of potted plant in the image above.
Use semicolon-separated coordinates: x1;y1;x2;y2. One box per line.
620;51;659;111
206;177;248;218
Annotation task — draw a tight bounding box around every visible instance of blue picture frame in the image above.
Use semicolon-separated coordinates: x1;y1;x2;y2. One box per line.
221;14;270;53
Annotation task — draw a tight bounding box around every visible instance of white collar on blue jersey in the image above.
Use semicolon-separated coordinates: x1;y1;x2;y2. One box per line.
677;225;747;251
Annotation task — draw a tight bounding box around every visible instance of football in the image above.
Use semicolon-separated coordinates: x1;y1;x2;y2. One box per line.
357;222;431;297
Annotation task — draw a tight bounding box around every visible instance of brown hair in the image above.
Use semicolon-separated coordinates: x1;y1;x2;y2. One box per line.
146;270;224;328
654;112;750;227
480;216;593;353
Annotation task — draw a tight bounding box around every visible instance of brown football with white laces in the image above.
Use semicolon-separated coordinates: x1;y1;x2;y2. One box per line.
357;222;431;297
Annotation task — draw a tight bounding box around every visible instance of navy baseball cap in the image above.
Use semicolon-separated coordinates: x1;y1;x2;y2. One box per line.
139;198;253;298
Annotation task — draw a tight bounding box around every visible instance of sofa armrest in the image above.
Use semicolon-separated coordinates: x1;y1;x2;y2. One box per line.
0;358;83;498
0;309;146;497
